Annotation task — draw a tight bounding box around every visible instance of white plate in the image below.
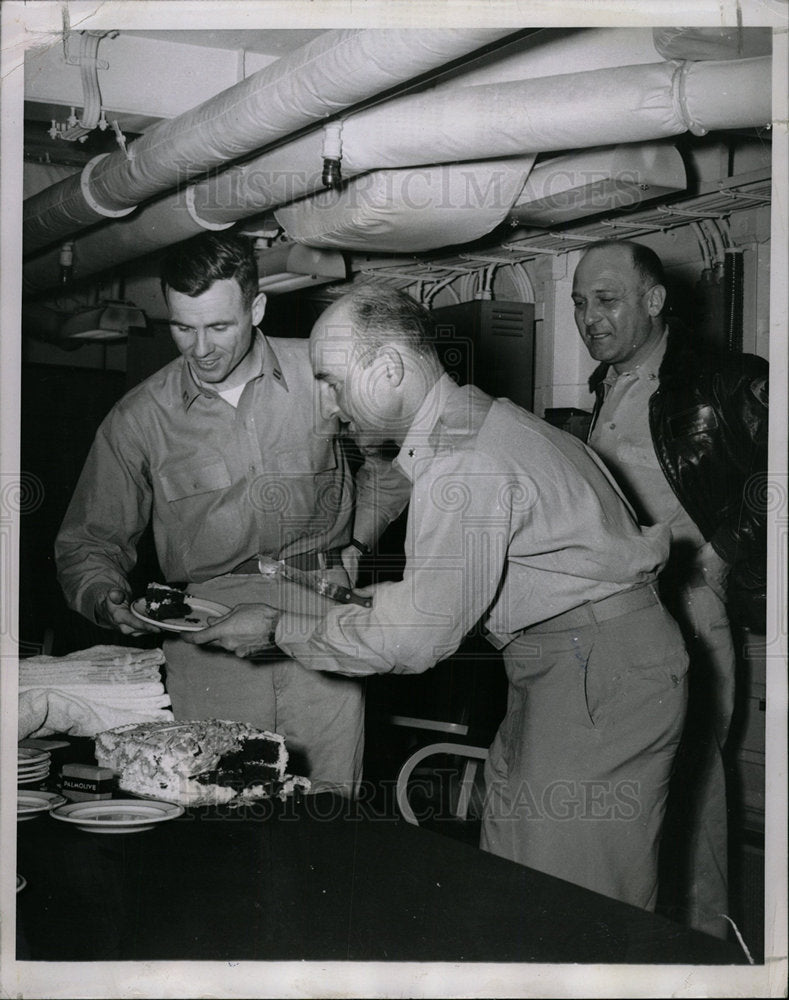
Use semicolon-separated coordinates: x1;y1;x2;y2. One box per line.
130;596;231;632
17;769;50;781
17;874;26;893
50;798;184;833
18;739;70;751
17;748;50;765
17;790;66;820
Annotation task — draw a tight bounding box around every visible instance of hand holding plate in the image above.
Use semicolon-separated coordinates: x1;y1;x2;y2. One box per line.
181;603;281;657
99;588;160;635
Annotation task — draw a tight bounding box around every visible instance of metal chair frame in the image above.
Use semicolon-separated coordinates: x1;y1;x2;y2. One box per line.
395;741;489;826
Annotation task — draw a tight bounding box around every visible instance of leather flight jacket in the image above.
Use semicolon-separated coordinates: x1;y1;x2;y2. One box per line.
589;323;769;632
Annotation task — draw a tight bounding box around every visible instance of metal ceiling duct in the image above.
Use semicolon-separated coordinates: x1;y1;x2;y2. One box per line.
23;26;518;256
22;51;772;296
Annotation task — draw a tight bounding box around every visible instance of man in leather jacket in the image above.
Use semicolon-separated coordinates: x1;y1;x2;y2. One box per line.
572;239;768;939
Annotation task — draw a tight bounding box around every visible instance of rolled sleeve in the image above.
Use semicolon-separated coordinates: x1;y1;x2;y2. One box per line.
55;410;151;620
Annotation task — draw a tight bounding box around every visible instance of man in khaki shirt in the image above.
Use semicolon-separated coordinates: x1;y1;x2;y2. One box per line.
188;283;690;911
56;234;410;794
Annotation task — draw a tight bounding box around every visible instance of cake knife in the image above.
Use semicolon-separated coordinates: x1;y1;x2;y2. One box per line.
255;556;373;609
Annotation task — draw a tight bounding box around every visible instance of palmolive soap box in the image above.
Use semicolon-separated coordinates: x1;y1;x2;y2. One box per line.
61;763;115;801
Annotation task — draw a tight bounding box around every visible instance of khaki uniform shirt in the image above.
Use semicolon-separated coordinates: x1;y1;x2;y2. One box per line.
589;329;705;552
279;375;670;675
55;332;410;621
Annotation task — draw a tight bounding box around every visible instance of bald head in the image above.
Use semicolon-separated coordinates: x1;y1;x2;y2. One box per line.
582;240;665;290
572;241;667;372
309;284;443;446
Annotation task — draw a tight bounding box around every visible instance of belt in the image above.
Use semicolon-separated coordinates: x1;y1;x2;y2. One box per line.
525;582;661;634
230;549;344;575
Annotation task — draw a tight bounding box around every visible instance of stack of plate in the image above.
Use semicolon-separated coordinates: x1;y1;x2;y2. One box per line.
17;789;66;821
17;746;51;786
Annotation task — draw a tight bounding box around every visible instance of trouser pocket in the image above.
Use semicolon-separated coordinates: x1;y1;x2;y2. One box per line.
584;610;689;730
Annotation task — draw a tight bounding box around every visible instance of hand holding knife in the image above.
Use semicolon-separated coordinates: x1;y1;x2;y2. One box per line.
256;556;373;608
182;553;373;657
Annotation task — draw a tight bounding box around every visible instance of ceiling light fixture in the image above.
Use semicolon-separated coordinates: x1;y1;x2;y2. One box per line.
59;300;147;342
256;243;347;294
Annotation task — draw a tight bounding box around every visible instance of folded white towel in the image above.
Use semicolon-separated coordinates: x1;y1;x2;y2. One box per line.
30;644;166;665
19;646;166;685
18;689;174;740
19;665;163;686
18;645;174;740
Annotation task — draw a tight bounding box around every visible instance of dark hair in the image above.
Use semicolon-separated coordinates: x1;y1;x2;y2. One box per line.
160;233;259;307
341;283;438;364
581;239;666;294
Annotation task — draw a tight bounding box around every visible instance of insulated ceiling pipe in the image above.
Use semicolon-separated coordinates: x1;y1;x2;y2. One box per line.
330;55;773;171
23;26;517;255
23;54;772;295
445;25;772;88
187;53;774;223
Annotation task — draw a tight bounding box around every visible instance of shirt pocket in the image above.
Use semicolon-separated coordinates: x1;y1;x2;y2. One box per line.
159;458;232;500
155;456;245;575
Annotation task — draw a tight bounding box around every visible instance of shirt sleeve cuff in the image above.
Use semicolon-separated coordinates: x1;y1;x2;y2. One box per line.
81;580;129;627
275;611;384;676
275;610;321;651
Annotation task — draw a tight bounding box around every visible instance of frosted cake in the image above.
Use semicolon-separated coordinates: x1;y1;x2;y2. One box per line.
95;719;309;806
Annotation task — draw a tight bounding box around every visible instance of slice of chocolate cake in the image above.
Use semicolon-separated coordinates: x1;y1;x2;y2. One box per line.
195;735;287;796
145;583;191;622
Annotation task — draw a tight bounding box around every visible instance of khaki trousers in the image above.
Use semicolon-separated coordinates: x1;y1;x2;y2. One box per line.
481;600;688;910
659;580;736;939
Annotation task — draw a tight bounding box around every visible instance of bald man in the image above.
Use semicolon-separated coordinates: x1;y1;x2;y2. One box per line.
572;239;769;938
187;283;690;912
